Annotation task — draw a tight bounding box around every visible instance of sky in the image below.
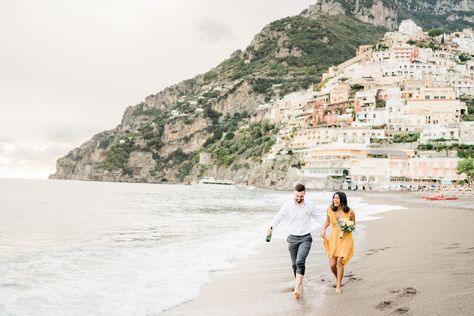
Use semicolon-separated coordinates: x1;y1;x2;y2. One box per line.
0;0;315;179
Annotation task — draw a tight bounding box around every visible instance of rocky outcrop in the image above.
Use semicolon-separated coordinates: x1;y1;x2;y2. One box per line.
302;1;346;17
128;151;156;179
403;0;474;14
213;81;264;115
302;0;397;29
52;131;110;181
353;1;398;30
301;0;474;30
143;79;196;111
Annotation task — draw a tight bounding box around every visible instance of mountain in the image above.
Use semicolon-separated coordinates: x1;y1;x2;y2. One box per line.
50;0;474;187
303;0;474;31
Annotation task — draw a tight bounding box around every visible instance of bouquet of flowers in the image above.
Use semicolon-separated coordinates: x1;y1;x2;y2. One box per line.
337;218;355;239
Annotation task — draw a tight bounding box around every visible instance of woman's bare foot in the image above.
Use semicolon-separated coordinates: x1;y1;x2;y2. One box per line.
335;287;342;294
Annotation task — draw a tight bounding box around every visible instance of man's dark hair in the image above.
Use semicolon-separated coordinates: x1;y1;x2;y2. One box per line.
294;183;305;192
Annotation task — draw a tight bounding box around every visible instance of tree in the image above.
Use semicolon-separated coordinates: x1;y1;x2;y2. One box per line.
459;54;471;62
428;28;444;38
456;157;474;185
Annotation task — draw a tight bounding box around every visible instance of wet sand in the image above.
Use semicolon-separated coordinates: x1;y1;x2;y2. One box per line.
164;192;474;315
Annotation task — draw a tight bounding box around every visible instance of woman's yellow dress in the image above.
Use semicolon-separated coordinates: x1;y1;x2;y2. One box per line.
324;208;354;265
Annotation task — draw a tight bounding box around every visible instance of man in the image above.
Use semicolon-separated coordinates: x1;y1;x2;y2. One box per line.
267;183;319;299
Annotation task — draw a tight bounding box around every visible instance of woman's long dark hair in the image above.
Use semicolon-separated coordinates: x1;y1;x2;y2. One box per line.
330;192;350;213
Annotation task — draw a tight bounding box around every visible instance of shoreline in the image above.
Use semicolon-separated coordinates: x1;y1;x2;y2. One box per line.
164;192;474;315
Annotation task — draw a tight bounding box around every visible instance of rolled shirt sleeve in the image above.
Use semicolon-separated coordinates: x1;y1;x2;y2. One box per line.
310;203;325;227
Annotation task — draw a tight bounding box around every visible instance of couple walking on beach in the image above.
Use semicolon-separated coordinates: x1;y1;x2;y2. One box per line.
267;183;355;298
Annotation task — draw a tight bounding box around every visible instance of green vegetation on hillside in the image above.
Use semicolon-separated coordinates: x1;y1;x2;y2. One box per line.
418;143;474;158
209;15;386;101
101;136;139;175
393;132;420;143
209;120;278;166
399;10;474;32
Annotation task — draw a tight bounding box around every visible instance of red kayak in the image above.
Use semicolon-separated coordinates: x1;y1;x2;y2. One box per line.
422;194;459;201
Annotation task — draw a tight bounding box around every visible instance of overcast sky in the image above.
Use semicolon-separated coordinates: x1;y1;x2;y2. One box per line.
0;0;315;179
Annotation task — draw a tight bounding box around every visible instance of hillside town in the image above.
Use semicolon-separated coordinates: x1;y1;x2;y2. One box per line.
259;20;474;191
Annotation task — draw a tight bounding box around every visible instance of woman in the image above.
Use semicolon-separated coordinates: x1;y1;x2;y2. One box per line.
321;192;355;293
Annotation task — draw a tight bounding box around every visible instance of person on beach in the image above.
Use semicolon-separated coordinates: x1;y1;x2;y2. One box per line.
321;192;355;293
267;183;320;299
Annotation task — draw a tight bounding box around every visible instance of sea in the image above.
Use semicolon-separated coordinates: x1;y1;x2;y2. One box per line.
0;178;402;315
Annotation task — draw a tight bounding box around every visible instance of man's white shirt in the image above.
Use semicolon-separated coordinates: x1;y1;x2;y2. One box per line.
270;199;320;236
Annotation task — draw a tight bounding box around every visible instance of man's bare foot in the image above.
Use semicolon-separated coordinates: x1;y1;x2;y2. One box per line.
294;290;302;299
335;287;342;294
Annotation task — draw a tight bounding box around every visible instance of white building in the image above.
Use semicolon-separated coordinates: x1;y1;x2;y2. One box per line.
372;50;391;62
272;90;314;125
450;71;474;97
378;87;402;100
354;109;389;127
399;20;425;41
460;121;474;144
292;127;385;149
383;31;410;48
452;37;474;55
355;89;376;107
383;62;436;79
419;125;460;144
406;99;467;125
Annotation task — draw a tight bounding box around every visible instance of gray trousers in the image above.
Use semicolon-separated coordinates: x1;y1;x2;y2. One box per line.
287;233;313;276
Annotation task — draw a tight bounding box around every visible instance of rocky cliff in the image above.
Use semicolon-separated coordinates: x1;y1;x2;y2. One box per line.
303;0;474;31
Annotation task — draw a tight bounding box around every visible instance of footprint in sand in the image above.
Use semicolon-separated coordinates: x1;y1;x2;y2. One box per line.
375;287;417;314
349;276;362;282
366;246;391;256
392;306;410;314
401;287;417;297
375;300;393;310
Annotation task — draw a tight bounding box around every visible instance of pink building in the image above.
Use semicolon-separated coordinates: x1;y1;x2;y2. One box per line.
392;46;420;63
408;158;462;181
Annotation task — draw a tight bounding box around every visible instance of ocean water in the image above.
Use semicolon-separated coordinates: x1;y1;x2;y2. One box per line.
0;179;401;315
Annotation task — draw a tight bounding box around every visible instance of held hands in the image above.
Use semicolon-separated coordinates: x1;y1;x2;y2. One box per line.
265;227;273;242
320;230;326;239
267;227;272;236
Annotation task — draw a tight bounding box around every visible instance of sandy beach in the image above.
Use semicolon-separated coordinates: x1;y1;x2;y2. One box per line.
164;192;474;316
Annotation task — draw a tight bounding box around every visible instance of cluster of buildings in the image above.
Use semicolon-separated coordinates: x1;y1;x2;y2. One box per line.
260;20;474;190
